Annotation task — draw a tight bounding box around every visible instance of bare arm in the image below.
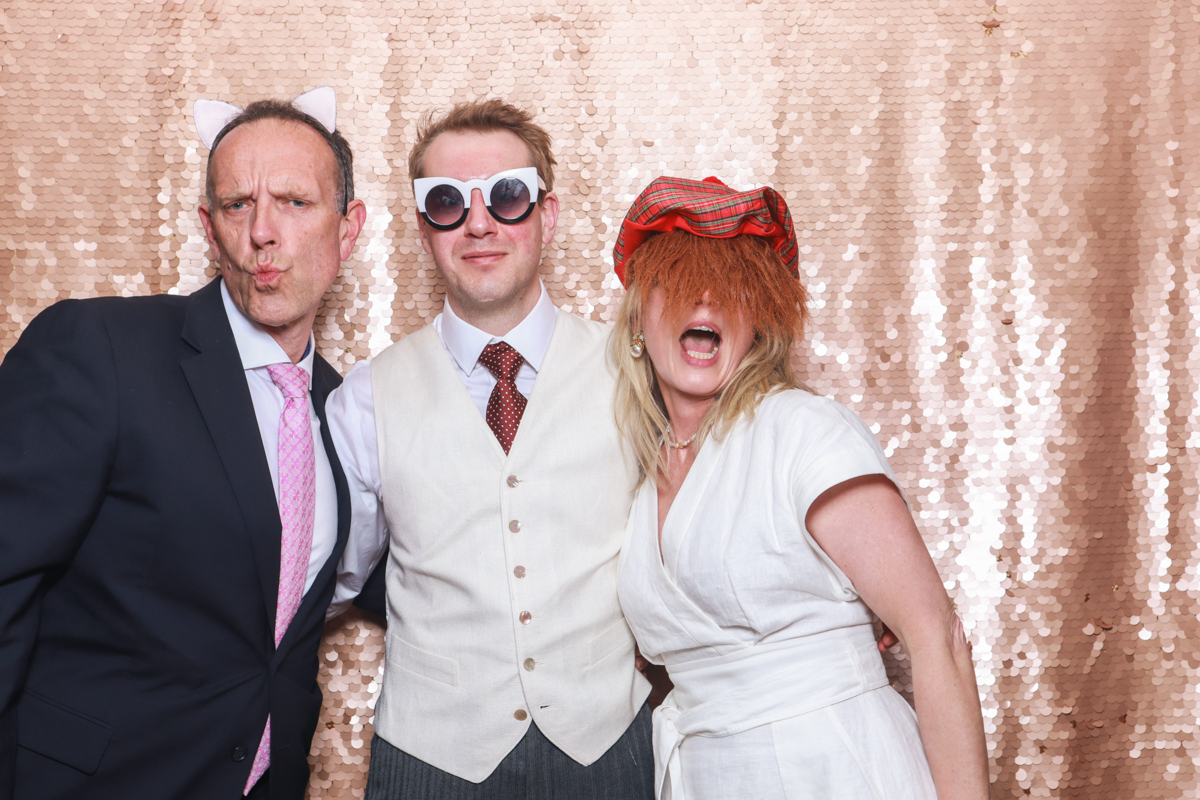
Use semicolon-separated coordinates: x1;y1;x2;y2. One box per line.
634;644;674;709
806;474;989;800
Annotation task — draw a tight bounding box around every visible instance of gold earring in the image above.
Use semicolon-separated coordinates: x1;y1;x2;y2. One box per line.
630;332;645;358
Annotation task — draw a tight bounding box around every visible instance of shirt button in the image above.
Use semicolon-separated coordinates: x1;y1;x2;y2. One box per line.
513;566;526;579
514;709;528;721
231;746;248;762
524;657;536;671
507;475;520;488
519;611;532;624
509;520;521;533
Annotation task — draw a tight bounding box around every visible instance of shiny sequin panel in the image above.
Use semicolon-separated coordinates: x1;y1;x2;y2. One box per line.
3;1;1199;797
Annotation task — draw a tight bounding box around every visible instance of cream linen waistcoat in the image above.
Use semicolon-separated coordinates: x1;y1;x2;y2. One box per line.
369;311;650;782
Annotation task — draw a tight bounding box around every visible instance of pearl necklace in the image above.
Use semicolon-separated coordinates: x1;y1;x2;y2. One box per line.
665;425;698;449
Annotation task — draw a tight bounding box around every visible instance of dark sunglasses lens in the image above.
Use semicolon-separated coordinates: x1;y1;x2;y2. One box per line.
489;178;533;221
425;184;466;227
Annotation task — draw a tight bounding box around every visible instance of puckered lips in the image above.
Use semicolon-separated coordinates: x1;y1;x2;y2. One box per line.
679;322;722;367
250;250;284;288
250;266;285;288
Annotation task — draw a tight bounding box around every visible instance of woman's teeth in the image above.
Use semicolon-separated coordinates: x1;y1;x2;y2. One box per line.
681;326;720;360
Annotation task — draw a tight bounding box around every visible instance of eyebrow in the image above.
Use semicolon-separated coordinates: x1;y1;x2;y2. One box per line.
215;180;322;205
270;180;321;199
214;180;255;205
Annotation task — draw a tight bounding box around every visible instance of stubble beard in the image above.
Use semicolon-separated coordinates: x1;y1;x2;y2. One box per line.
445;264;541;326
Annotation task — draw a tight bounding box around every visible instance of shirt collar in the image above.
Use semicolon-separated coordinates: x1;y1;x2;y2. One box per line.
439;281;559;378
220;279;316;387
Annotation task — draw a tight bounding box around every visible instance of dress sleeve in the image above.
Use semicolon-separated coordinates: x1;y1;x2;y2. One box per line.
787;397;902;599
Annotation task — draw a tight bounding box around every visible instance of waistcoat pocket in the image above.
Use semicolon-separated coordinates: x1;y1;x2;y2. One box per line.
588;617;635;666
388;633;460;687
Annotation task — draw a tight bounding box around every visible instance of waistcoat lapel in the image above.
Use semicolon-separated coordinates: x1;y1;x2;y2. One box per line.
415;325;509;460
502;312;562;460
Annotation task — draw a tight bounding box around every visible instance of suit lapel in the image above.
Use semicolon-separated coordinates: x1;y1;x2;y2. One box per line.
311;358;350;565
179;280;281;640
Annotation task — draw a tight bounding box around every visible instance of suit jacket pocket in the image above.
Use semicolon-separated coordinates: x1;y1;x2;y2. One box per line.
17;690;114;775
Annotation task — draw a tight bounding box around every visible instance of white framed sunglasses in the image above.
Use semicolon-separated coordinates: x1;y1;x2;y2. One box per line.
413;167;547;231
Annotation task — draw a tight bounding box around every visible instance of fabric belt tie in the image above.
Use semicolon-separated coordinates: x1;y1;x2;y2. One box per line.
478;341;527;454
245;363;317;795
651;623;889;800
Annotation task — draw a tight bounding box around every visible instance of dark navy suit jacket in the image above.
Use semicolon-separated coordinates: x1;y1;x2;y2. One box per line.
0;278;350;800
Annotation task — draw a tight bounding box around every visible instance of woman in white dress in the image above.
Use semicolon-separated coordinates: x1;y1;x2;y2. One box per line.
609;176;990;800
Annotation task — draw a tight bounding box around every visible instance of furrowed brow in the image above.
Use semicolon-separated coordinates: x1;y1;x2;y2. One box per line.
215;181;254;206
269;177;324;201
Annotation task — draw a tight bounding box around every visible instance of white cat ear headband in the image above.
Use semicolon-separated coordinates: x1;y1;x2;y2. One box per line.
192;85;337;149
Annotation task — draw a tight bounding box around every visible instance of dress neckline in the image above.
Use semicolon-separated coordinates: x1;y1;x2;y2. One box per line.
652;430;726;577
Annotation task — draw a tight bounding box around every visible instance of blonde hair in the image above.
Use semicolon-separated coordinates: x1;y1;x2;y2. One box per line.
610;231;810;485
408;98;555;192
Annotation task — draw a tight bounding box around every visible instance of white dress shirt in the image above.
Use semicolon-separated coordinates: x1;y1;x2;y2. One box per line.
325;282;560;616
221;281;337;596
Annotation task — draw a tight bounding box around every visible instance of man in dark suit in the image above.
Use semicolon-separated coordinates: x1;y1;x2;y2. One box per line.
0;91;367;800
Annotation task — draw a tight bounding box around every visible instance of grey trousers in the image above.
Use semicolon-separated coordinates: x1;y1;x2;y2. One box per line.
364;703;654;800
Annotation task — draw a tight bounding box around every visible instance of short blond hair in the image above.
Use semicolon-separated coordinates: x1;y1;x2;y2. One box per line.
408;99;556;192
610;231;810;485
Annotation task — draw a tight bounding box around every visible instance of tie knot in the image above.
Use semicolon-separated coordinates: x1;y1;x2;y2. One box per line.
267;363;310;399
478;341;525;382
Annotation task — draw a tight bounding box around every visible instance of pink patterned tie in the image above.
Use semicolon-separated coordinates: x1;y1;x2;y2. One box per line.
244;363;316;795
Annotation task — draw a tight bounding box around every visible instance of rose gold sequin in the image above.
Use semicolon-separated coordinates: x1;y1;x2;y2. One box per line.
3;2;1199;797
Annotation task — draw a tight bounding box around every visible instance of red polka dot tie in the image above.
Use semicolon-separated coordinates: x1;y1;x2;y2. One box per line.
478;341;527;454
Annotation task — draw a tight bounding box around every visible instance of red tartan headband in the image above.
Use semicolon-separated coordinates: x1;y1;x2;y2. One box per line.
612;176;800;286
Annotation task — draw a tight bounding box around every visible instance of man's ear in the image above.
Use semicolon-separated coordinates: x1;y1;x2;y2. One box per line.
539;191;560;245
339;198;368;261
417;214;433;255
197;202;221;262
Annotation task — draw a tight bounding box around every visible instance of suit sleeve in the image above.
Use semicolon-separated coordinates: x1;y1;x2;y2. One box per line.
0;300;118;791
352;557;387;618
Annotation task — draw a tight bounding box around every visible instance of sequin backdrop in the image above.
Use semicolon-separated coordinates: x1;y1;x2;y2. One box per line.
3;0;1198;796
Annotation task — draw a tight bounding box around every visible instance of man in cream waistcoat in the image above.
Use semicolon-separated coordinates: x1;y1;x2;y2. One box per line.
325;99;654;798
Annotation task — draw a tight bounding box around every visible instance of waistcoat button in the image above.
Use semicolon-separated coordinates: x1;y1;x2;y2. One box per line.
514;709;528;721
231;746;248;762
513;566;526;578
509;520;521;533
524;657;536;671
507;475;520;487
519;611;532;624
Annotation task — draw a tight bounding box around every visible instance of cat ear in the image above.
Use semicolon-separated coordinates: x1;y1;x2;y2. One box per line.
193;87;336;149
292;85;337;133
193;99;243;149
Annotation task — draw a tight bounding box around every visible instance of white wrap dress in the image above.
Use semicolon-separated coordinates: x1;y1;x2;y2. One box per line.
616;390;937;800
